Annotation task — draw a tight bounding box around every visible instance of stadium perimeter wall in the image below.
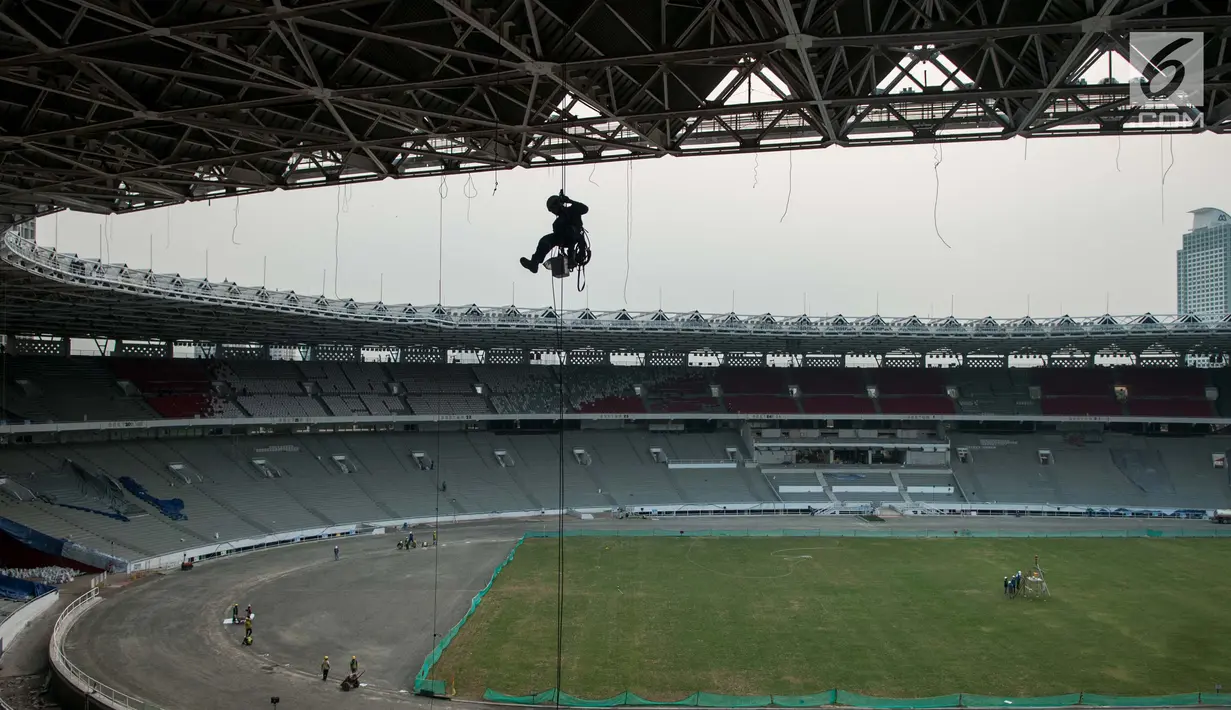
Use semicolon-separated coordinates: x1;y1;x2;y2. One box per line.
124;501;1218;574
0;588;58;658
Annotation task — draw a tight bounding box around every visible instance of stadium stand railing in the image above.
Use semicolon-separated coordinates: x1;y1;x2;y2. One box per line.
50;588;152;710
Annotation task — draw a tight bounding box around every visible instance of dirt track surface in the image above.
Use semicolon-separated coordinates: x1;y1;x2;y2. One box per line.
60;516;1210;710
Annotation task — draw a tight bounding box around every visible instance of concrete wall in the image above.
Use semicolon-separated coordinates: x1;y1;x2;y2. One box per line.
0;589;58;659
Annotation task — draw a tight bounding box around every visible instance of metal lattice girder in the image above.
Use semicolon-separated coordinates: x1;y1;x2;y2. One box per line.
5;229;1231;358
0;0;1229;229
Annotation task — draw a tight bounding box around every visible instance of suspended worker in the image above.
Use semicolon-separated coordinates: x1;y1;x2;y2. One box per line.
519;192;589;274
322;656;331;681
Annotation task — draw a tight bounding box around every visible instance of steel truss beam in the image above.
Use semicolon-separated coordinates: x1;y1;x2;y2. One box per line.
0;0;1229;229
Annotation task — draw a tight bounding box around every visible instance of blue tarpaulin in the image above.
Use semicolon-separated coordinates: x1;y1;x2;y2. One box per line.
119;477;186;520
54;502;129;522
0;517;65;557
0;573;56;601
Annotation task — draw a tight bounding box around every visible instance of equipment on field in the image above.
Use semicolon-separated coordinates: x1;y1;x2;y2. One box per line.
1021;570;1050;599
340;670;364;691
1020;556;1050;599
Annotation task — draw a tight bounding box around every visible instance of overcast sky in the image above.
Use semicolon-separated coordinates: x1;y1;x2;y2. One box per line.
32;54;1231;320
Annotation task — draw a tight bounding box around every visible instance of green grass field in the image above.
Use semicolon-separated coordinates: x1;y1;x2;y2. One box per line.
430;537;1230;700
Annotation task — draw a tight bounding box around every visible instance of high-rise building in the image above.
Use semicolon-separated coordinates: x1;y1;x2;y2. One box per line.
1177;207;1231;319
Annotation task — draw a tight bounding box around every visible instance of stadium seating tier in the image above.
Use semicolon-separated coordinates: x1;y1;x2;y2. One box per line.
0;357;1226;421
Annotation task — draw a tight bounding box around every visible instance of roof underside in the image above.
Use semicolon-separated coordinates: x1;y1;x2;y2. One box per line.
5;231;1231;357
1;0;1230;229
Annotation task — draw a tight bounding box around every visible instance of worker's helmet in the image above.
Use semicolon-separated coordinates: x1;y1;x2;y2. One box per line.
324;656;329;660
545;194;564;212
352;655;357;659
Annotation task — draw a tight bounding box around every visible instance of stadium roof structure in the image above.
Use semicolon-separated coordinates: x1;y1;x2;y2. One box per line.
5;230;1231;358
1;0;1230;229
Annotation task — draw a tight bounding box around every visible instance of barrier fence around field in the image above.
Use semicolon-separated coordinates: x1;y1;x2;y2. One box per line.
480;690;1231;708
50;588;162;710
524;527;1231;539
412;529;1231;707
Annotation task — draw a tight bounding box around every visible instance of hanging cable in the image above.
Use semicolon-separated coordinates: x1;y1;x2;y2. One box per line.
587;164;599;188
1161;134;1176;222
931;144;953;249
1023;137;1028;161
553;268;566;708
438;176;448;303
1;250;6;422
463;175;478;223
1115;135;1122;173
492;72;502;198
231;196;242;245
554;147;568;710
430;405;444;701
624;162;632;306
778;147;794;223
104;215;113;262
332;186;342;297
560;136;588;293
752;154;760;188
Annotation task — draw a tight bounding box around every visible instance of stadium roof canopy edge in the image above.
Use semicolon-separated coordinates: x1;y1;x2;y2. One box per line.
1;0;1230;230
4;231;1230;358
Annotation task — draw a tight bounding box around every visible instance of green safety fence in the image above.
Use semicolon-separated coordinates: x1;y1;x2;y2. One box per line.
521;528;1231;539
414;529;1231;703
483;690;1231;708
412;534;528;696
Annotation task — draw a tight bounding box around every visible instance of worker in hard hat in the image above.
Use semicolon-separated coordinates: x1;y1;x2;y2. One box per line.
231;603;239;624
321;656;330;681
520;192;590;274
350;655;359;674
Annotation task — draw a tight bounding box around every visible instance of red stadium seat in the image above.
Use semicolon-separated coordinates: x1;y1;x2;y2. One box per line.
873;369;948;396
800;395;877;415
1040;396;1121;416
878;396;955;415
723;395;799;414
